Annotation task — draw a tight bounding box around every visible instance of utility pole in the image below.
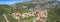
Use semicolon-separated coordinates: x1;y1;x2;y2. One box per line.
3;14;9;22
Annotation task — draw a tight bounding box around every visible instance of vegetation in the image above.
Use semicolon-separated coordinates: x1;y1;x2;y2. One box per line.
48;8;60;22
0;1;60;22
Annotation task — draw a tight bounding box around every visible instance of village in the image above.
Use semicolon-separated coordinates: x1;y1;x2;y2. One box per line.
0;0;60;22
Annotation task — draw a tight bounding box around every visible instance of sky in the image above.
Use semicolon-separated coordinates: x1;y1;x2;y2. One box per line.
58;0;60;1
0;0;31;5
0;0;60;5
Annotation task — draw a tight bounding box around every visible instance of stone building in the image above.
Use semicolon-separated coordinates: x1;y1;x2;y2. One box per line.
12;13;21;19
36;9;48;22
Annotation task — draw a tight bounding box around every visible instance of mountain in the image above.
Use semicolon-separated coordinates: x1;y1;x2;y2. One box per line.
12;1;60;11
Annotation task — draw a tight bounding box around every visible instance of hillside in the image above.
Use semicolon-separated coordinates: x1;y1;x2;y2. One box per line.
0;0;60;22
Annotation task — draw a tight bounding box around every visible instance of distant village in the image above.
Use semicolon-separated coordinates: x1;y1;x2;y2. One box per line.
1;0;60;22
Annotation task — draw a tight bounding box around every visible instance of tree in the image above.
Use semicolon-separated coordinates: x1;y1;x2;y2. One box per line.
48;8;60;22
0;4;14;14
0;4;15;22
